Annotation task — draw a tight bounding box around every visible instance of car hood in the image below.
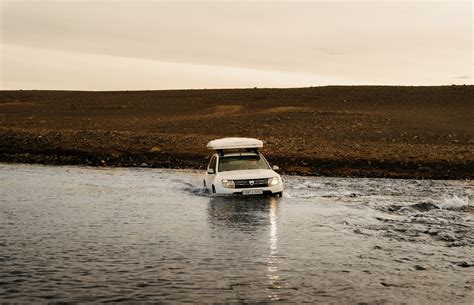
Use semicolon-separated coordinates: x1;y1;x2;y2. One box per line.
217;169;278;180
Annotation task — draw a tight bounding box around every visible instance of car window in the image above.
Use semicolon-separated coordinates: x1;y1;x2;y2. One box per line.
208;156;213;169
213;157;218;172
218;155;269;172
208;156;216;173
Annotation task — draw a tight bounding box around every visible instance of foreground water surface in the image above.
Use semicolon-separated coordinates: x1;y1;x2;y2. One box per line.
0;164;473;303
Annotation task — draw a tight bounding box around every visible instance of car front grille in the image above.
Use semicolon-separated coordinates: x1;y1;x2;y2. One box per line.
233;178;268;189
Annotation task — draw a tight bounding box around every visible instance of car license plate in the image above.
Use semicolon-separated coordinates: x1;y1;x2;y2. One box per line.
242;189;263;195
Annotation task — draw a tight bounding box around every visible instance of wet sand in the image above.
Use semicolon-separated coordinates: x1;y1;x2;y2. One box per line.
0;86;473;178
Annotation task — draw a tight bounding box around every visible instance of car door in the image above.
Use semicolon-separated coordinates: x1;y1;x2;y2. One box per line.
205;155;217;190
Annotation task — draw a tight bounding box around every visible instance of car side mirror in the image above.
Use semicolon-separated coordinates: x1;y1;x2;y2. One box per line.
272;165;279;171
207;168;215;175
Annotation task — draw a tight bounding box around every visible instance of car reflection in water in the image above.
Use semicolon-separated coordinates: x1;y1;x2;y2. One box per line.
207;196;283;301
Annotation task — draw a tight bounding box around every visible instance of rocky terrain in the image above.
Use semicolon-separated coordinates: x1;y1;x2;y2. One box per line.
0;86;473;178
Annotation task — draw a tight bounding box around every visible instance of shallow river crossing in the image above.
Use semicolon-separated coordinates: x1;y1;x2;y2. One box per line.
0;164;473;303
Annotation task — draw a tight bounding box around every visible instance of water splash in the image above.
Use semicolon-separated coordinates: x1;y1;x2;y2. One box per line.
437;194;469;210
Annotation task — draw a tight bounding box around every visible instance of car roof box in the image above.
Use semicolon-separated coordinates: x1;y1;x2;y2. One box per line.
206;137;263;150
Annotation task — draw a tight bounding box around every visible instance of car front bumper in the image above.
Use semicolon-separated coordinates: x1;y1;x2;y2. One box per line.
213;184;284;195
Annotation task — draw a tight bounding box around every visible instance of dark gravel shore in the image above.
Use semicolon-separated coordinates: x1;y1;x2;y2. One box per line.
1;86;473;179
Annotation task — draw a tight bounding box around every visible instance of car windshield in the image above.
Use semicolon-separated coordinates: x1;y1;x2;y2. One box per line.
218;155;269;172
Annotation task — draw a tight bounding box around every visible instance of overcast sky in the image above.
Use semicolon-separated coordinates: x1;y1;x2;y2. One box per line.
1;0;472;90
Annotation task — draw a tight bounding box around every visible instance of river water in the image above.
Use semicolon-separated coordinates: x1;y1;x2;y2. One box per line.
0;163;472;303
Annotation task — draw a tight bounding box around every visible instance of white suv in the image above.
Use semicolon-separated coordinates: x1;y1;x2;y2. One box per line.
204;138;283;196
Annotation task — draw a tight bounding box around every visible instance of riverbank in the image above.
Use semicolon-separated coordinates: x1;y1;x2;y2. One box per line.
1;86;473;179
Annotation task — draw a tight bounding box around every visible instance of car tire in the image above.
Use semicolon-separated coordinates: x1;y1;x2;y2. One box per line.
203;180;206;187
272;192;283;197
212;185;216;194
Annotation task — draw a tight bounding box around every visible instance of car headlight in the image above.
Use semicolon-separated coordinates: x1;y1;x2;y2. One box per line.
221;179;235;188
268;177;279;186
